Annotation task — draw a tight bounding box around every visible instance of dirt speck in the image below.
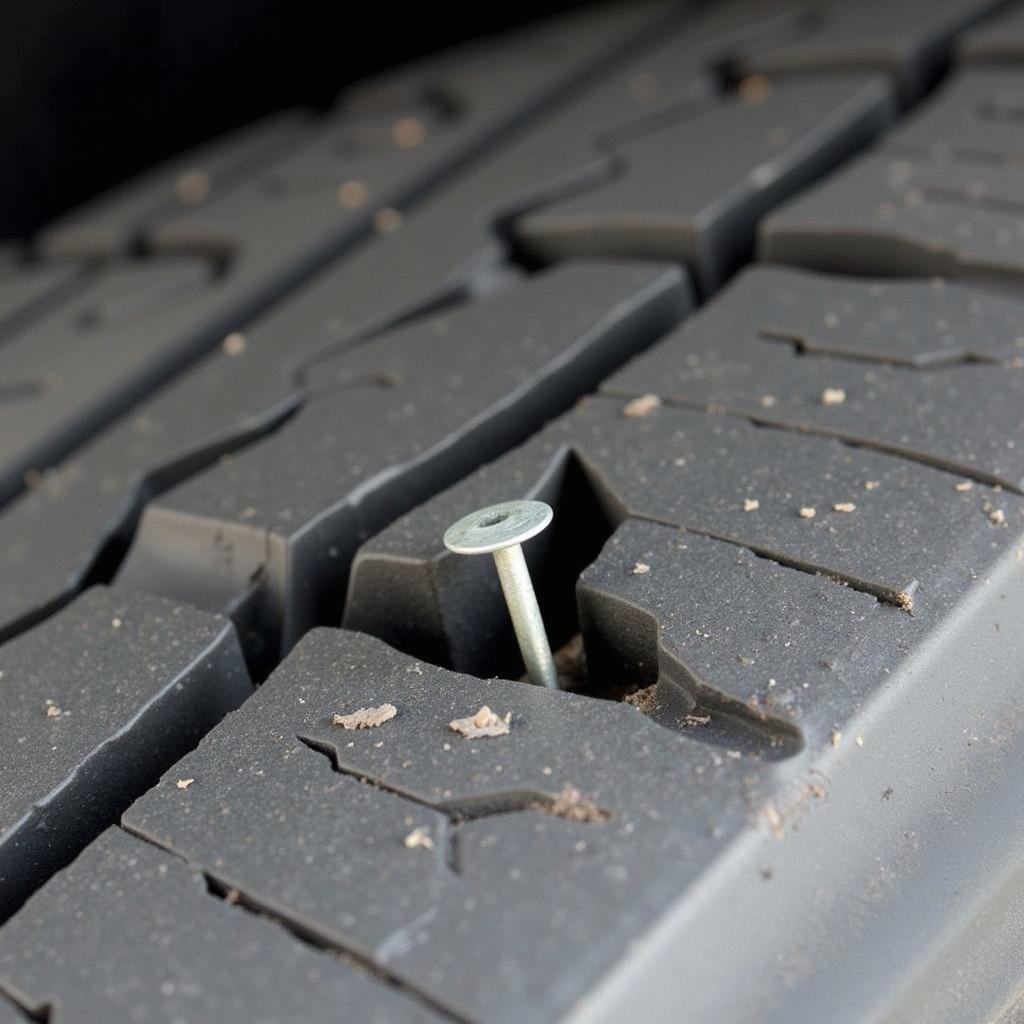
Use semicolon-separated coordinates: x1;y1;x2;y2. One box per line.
864;480;880;491
821;387;846;406
624;685;659;714
743;498;760;512
222;332;247;356
332;704;397;730
176;778;194;790
542;785;612;824
832;502;856;513
954;480;973;492
403;826;434;850
449;705;510;739
111;617;123;629
881;787;894;801
623;393;661;418
799;506;816;519
45;702;61;718
988;507;1007;527
830;729;842;748
760;394;777;408
682;712;711;728
631;561;651;575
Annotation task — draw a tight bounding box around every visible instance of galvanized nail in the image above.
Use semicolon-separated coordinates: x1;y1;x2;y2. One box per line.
443;500;558;689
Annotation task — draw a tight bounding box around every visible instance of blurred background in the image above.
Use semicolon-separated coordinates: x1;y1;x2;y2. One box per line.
1;1;584;239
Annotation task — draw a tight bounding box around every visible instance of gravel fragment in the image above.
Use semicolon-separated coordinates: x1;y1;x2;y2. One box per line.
622;394;661;418
449;706;511;739
332;704;397;730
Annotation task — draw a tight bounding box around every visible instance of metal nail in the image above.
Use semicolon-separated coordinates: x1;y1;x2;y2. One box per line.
443;500;558;689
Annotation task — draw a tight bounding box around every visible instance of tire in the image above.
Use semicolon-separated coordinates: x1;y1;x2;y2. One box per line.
1;2;1023;1022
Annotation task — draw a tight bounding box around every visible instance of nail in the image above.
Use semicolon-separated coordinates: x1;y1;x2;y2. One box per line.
443;500;558;689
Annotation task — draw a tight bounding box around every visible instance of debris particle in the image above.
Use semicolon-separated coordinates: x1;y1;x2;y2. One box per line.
392;116;426;149
175;169;210;205
631;562;651;575
682;713;711;727
331;704;397;730
855;735;864;747
799;506;816;519
881;787;894;801
111;617;123;629
542;785;611;824
832;502;856;513
760;394;777;408
403;827;434;850
222;332;247;356
337;179;369;209
673;456;688;467
624;685;659;714
176;778;194;790
374;207;403;234
45;703;61;718
988;508;1007;527
725;750;742;760
622;393;661;418
737;74;773;104
830;730;842;748
743;498;760;512
449;705;510;739
954;480;973;492
864;480;880;491
821;387;846;406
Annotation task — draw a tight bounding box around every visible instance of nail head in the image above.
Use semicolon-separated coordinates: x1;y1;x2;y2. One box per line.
443;500;553;555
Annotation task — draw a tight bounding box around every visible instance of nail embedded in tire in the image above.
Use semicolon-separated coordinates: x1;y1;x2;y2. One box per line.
443;500;558;689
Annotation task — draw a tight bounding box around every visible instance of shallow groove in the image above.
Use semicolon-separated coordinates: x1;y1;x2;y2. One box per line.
119;824;469;1023
630;507;915;611
298;733;614;855
758;326;1003;368
642;393;1023;496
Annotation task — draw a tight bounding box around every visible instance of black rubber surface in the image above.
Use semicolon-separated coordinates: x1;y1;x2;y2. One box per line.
1;2;1023;1022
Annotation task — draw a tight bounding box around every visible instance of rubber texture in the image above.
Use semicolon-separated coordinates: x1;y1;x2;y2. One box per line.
0;1;1023;1022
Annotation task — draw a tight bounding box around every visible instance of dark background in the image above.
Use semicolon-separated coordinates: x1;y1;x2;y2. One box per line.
0;1;583;240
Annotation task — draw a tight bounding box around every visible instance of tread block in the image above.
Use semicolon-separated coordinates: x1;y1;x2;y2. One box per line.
0;258;220;505
347;396;1023;675
512;75;894;293
36;112;310;259
604;265;1024;490
0;587;249;920
112;264;690;660
761;68;1024;282
122;628;754;1024
0;828;444;1023
735;0;1004;102
577;518;903;753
